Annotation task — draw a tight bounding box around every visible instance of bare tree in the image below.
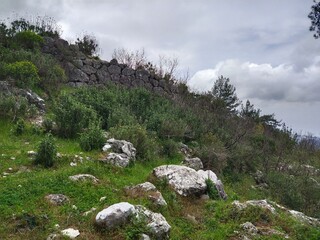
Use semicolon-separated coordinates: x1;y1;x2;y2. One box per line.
157;54;179;80
112;47;147;69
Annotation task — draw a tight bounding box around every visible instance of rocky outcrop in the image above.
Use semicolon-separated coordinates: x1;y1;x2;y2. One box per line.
232;200;276;214
101;138;136;167
153;165;207;196
125;182;167;207
42;37;181;96
95;202;171;239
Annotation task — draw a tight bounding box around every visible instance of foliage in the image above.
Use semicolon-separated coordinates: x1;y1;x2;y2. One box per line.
206;179;219;200
13;118;25;136
53;93;98;138
109;124;159;160
79;120;105;151
4;61;40;88
210;75;240;112
75;34;99;56
0;93;28;120
309;0;320;39
13;30;44;49
34;134;57;167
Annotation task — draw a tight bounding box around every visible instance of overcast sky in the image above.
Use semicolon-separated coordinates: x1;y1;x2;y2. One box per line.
1;0;319;136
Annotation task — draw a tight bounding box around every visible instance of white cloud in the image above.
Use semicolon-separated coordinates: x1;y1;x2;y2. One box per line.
189;58;320;102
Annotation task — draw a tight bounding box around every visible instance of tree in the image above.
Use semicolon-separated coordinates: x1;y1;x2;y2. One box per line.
210;75;240;112
112;47;147;69
309;0;320;39
75;34;99;56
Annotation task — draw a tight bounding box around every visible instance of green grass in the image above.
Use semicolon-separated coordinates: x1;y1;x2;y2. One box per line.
0;118;319;239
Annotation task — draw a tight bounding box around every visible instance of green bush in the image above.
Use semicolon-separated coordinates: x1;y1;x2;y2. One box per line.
206;179;219;200
13;118;25;135
161;139;178;157
0;93;28;119
13;31;44;49
79;120;105;151
35;134;57;167
53;93;98;138
4;61;40;88
109;124;159;160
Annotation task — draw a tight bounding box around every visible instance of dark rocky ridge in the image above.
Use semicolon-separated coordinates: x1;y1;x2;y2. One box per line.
42;37;182;95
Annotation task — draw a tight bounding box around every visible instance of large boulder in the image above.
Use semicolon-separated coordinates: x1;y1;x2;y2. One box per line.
153;165;206;196
95;202;136;229
197;169;227;200
106;138;136;159
182;157;203;170
125;182;167;207
95;203;171;239
104;153;132;167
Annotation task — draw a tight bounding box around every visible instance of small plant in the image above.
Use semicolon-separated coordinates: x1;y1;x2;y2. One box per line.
125;213;149;240
206;179;219;200
35;134;57;167
13;118;25;135
79;120;105;151
42;117;54;133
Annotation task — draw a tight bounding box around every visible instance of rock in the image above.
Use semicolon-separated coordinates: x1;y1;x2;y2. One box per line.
100;196;106;202
200;194;210;200
83;207;97;216
135;205;171;240
182;157;203;170
241;222;258;235
70;68;89;83
108;65;121;75
61;228;80;239
102;139;136;167
110;58;118;65
96;66;111;83
27;150;37;157
95;202;136;229
140;234;151;240
126;182;167;207
20;89;46;111
69;174;99;183
289;210;320;226
47;233;59;240
104;153;131;167
102;143;112;152
197;169;228;200
70;162;77;167
107;138;136;159
232;200;276;214
179;143;192;156
153;165;207;196
45;194;69;206
81;65;96;75
122;67;135;76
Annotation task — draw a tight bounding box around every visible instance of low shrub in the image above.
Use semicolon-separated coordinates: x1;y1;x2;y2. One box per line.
13;31;44;49
34;134;57;167
79;120;105;151
53;93;98;138
109;124;159;161
4;61;40;88
0;94;28;120
13;118;25;135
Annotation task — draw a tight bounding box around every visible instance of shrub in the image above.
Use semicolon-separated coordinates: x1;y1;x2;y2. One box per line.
79;120;105;151
75;34;99;56
53;93;98;138
13;31;44;49
13;118;25;135
161;139;179;158
109;124;159;160
206;179;219;200
0;93;28;120
4;61;40;88
35;134;57;167
42;117;54;133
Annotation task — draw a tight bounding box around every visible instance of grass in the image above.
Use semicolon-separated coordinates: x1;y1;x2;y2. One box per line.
0;118;319;239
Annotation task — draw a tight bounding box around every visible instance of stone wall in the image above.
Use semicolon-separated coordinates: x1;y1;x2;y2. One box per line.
42;37;180;95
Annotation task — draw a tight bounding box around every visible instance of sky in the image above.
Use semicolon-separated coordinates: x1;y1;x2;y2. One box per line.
1;0;320;136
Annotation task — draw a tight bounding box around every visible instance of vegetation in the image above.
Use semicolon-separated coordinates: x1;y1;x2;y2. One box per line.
309;0;320;39
0;16;319;239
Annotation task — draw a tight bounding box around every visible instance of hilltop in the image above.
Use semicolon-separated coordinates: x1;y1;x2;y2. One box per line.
0;17;319;240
